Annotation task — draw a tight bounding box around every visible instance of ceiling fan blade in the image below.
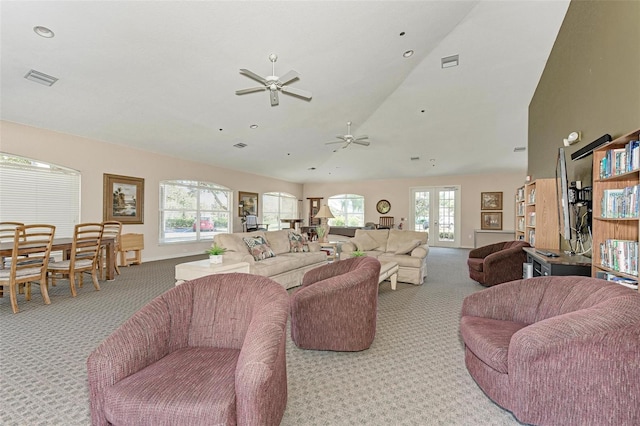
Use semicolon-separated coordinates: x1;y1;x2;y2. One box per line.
235;86;267;95
270;89;279;106
281;85;312;100
353;140;370;146
325;140;345;145
355;135;369;141
239;69;268;85
278;70;300;85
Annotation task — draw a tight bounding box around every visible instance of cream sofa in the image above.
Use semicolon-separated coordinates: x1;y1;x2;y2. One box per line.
339;229;429;284
213;230;327;289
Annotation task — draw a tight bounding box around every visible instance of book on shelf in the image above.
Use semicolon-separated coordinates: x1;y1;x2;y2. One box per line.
600;185;640;218
599;139;640;178
600;272;638;290
528;212;536;227
528;230;535;246
599;239;639;276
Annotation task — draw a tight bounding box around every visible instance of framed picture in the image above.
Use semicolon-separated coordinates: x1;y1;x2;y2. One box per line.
481;212;503;230
103;174;144;224
238;191;259;217
481;192;503;210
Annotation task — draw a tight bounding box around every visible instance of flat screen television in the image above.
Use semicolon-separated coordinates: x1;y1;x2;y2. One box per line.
556;147;573;245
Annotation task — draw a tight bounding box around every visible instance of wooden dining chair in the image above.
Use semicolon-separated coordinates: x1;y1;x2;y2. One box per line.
377;216;395;229
47;223;104;297
0;222;24;269
0;224;55;313
99;221;122;280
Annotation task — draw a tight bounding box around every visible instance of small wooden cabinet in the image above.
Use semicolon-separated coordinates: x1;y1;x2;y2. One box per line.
515;186;526;241
523;179;559;249
308;197;322;226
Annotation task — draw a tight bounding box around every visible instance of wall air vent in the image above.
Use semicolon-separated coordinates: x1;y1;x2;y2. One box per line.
233;142;247;148
514;147;526;152
410;156;420;161
24;69;58;86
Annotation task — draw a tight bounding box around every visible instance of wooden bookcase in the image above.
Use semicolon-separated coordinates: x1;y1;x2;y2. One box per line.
523;179;559;249
515;186;526;241
591;127;640;292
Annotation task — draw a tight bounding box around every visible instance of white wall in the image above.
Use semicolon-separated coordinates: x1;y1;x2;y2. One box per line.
303;172;525;249
1;120;303;261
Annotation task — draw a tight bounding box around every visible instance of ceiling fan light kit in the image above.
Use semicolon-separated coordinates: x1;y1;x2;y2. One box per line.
325;121;371;151
235;53;312;106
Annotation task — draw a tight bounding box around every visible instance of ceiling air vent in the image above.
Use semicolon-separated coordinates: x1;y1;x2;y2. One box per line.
441;55;459;68
410;156;420;161
513;146;526;152
233;142;247;148
24;69;58;86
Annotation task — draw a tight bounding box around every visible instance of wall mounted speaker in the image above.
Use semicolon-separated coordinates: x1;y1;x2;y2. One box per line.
571;134;612;161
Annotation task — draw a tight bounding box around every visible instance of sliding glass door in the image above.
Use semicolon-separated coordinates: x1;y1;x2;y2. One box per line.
411;186;460;248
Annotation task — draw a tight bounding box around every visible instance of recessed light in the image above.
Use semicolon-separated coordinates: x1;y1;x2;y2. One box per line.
24;69;58;86
403;50;414;58
441;54;459;68
33;26;55;38
308;167;316;171
233;142;247;148
399;32;406;36
249;124;258;129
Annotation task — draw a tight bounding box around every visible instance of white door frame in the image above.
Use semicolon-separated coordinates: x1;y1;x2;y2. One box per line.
410;186;461;248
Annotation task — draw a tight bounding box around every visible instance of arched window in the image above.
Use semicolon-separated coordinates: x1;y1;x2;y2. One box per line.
0;153;80;237
263;192;298;230
159;180;231;243
328;194;364;227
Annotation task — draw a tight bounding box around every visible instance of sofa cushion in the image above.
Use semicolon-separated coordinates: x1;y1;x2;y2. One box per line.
395;239;422;255
263;230;291;255
460;316;527;374
386;229;428;253
104;347;239;425
351;233;379;251
216;231;265;254
243;236;276;261
378;252;426;268
251;252;326;277
289;231;310;253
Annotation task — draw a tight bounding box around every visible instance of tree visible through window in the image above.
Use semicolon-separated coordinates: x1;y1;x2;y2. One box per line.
159;180;231;243
327;194;364;227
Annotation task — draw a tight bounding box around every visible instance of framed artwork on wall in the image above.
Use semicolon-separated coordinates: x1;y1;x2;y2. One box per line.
238;191;259;217
103;173;144;224
481;192;503;210
481;212;503;230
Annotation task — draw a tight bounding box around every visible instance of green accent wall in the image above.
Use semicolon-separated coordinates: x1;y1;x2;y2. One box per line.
529;0;640;185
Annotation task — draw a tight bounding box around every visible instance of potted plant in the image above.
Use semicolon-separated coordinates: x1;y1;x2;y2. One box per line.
315;225;326;242
351;250;366;257
205;243;227;264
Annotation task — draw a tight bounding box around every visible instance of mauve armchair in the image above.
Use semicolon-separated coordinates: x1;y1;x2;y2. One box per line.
460;276;640;425
87;273;289;426
467;240;530;286
290;256;381;351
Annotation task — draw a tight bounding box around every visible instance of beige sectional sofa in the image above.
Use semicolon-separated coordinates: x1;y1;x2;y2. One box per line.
339;229;429;284
213;230;327;289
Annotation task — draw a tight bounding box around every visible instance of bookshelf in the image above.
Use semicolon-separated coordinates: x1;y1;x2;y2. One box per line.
591;127;640;292
523;179;559;249
515;186;526;241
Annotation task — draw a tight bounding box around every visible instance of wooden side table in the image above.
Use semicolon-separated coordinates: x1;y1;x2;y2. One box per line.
319;242;339;261
175;260;250;285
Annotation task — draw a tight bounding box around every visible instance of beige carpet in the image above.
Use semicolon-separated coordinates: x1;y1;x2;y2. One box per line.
0;247;523;425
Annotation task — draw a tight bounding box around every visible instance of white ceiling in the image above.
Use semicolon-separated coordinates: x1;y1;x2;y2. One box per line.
0;1;569;183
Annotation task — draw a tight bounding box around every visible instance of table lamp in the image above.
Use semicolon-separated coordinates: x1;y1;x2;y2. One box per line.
314;205;334;242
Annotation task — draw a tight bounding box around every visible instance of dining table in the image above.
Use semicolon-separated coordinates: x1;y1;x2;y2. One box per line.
0;236;117;281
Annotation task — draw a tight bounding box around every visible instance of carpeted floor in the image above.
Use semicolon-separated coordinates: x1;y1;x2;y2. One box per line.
0;247;523;425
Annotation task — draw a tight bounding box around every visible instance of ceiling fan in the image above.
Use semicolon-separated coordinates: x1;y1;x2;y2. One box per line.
325;122;370;152
235;53;312;106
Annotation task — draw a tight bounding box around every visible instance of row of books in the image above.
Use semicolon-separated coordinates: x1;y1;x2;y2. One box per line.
528;212;536;227
599;239;638;276
600;185;640;218
599;272;638;290
599;139;640;178
528;230;535;247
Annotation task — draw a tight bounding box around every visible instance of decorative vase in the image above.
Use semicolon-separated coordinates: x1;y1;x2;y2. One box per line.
209;255;223;264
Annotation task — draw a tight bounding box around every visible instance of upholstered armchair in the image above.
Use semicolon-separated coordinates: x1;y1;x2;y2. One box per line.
460;276;640;425
290;256;381;351
467;240;529;286
87;273;289;426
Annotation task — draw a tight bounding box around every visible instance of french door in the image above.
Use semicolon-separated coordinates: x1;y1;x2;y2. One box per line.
410;186;460;248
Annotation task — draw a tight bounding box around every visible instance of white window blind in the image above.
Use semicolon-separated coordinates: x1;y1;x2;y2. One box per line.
0;154;80;237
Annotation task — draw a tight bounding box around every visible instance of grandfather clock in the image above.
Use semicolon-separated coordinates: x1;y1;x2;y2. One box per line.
308;197;322;226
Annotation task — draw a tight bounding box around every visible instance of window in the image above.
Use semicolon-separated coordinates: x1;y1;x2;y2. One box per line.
159;180;231;243
0;153;80;237
263;192;298;230
327;194;364;227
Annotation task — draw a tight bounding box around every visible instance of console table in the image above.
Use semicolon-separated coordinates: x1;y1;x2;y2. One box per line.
523;247;591;277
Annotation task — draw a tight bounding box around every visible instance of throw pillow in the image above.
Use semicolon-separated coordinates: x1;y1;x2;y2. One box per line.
351;233;379;251
243;236;276;261
395;239;422;255
289;231;310;253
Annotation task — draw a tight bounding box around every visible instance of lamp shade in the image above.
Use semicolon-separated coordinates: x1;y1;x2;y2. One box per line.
314;205;334;219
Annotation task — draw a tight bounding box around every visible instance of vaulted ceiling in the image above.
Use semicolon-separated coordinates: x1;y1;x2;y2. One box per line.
0;1;569;183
